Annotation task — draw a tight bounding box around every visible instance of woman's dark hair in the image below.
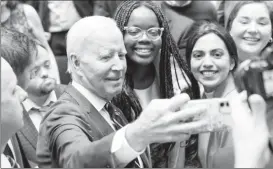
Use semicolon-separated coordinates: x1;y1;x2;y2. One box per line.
113;0;200;120
112;0;201;167
186;20;239;72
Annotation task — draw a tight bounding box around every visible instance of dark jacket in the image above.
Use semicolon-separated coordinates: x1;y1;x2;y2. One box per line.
13;84;66;167
36;85;150;168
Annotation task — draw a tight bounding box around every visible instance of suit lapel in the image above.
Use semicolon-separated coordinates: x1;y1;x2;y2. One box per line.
65;85;152;167
65;85;114;136
17;85;65;154
10;134;31;168
88;104;115;136
18;108;38;150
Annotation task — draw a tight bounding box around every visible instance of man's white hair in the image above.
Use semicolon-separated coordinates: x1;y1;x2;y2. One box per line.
66;16;119;74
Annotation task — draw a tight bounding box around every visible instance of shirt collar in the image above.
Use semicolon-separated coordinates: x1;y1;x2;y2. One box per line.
22;91;57;112
71;81;107;112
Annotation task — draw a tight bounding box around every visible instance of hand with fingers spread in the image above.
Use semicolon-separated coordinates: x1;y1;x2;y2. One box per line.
230;91;271;168
125;93;209;152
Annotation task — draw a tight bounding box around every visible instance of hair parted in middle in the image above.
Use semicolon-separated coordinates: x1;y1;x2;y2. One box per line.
186;20;239;72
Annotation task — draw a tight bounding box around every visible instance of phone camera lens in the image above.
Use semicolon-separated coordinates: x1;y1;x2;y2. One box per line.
226;102;229;107
220;102;224;107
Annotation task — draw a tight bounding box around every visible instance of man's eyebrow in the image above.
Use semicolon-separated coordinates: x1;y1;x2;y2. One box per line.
258;17;270;20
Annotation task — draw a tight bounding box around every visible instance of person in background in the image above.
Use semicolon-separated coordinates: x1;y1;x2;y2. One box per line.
47;0;94;84
225;1;273;167
113;1;201;167
93;0;123;18
36;16;210;168
1;27;66;167
185;21;238;168
0;0;60;84
226;1;273;62
153;0;217;45
216;0;233;27
1;57;28;168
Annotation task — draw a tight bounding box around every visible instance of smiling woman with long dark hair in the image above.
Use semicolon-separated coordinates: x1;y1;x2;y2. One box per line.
112;0;201;168
185;20;239;168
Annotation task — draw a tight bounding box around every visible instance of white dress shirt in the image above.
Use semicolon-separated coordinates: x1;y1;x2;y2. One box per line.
1;154;12;168
22;91;57;131
72;81;144;167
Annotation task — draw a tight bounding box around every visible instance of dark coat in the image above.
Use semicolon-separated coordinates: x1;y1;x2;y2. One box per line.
36;85;150;168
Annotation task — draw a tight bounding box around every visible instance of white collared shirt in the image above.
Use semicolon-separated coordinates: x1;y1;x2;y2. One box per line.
72;81;144;167
1;154;11;168
22;91;57;131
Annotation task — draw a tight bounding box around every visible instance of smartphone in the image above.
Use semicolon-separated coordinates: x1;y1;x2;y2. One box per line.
182;98;232;133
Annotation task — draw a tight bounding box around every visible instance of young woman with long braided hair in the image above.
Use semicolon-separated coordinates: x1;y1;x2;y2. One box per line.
112;1;201;167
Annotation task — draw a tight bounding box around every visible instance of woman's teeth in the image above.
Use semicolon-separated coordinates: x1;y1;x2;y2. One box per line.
202;71;216;77
135;48;151;53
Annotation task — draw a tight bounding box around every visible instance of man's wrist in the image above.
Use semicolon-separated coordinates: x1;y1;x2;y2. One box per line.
125;121;148;152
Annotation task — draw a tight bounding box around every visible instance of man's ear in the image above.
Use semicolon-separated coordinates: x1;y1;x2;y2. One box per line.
70;53;80;69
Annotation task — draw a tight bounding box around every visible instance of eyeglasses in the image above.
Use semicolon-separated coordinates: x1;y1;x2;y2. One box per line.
124;26;164;41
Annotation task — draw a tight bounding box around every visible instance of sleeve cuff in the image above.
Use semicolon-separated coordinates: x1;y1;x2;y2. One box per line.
111;125;145;163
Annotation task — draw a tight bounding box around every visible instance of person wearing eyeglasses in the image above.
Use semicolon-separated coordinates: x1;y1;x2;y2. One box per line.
113;1;202;168
35;15;210;168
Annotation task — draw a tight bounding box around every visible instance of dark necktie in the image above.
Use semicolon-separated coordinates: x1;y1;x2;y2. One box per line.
104;102;143;168
3;145;20;168
104;102;127;130
185;134;202;168
4;144;14;159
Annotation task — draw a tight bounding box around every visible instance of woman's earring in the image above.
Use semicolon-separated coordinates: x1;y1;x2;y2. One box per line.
269;37;273;43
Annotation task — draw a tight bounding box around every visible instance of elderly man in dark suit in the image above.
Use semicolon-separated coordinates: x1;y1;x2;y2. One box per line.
36;16;209;168
1;27;66;167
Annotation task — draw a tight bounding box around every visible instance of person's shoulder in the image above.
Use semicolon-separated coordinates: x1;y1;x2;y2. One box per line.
22;3;38;17
22;3;41;25
40;98;82;131
50;95;81;117
54;84;68;98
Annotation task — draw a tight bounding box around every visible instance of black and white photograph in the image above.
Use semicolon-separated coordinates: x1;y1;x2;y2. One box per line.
1;0;273;168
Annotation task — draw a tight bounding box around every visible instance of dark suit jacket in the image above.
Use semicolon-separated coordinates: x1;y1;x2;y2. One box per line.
36;84;150;168
8;134;31;168
13;84;66;167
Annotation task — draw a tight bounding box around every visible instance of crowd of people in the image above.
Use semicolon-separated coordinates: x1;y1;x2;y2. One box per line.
1;0;273;168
